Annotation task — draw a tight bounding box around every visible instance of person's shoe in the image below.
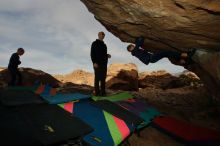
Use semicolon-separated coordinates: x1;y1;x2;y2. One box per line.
184;48;197;66
100;92;107;97
92;90;100;96
135;36;145;48
187;48;197;58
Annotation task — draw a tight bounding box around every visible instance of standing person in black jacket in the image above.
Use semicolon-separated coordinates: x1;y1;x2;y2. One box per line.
8;48;25;86
91;32;111;96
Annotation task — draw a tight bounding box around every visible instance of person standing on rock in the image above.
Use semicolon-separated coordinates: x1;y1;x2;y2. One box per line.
91;31;111;96
8;48;25;86
127;37;195;67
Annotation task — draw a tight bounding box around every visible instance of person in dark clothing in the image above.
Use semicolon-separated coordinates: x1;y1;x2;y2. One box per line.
91;32;111;96
127;37;194;66
8;48;25;86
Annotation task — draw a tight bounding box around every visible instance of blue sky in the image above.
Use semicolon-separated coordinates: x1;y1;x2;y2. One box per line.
0;0;185;74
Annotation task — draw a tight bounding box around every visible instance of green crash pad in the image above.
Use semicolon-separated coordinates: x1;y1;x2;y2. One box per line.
92;92;133;102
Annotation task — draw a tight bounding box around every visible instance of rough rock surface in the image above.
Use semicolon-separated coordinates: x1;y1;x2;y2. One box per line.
54;63;139;91
139;70;178;88
0;67;5;72
106;63;139;91
80;0;220;99
0;68;60;87
54;69;94;86
139;70;202;89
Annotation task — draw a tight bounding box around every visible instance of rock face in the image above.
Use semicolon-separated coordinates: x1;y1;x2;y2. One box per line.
54;70;94;86
139;70;176;88
54;65;201;91
138;70;201;89
54;63;139;91
0;68;60;87
191;51;220;100
0;67;5;72
81;0;220;99
106;63;138;91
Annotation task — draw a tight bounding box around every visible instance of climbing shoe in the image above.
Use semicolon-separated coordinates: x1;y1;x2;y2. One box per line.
135;36;145;48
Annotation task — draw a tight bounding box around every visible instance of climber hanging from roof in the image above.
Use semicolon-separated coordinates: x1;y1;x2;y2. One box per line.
127;36;196;67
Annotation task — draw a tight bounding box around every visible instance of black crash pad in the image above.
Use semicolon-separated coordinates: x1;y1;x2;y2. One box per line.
0;104;93;146
0;89;46;106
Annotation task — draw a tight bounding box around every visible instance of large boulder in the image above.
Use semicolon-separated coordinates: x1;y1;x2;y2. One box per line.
139;70;202;89
54;69;94;86
0;67;5;72
81;0;220;100
0;68;60;87
139;70;177;88
106;63;138;91
54;64;139;91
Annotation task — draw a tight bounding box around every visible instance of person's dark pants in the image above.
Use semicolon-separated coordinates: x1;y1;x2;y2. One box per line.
94;65;107;96
150;51;181;63
8;68;22;86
